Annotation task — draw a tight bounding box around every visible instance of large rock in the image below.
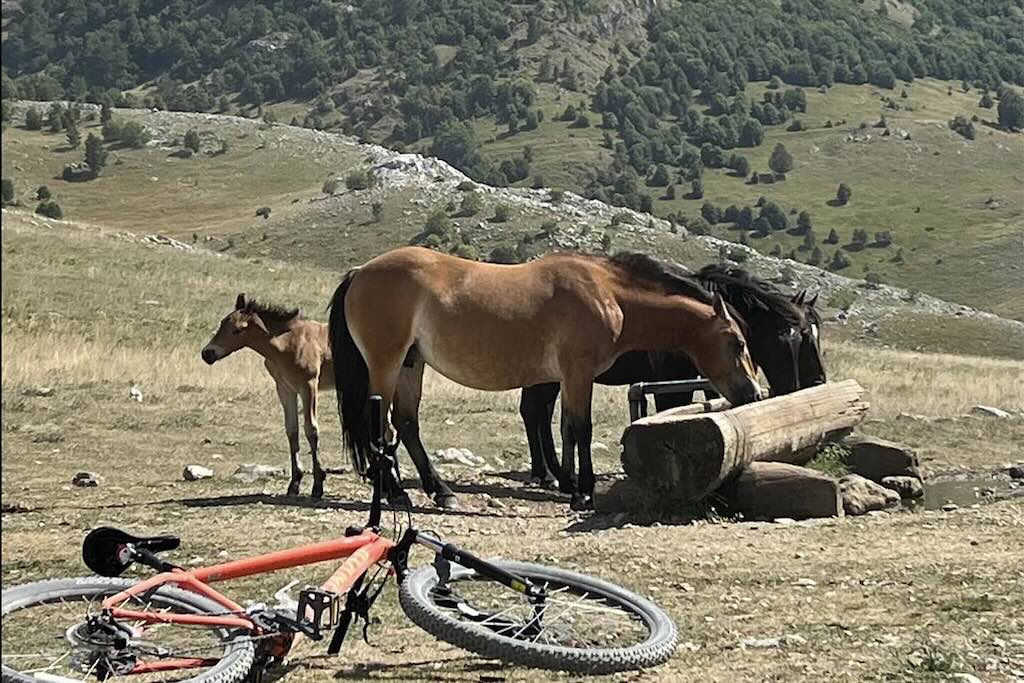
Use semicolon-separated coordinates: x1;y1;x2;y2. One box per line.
718;462;843;520
843;435;919;482
880;475;924;499
839;474;901;515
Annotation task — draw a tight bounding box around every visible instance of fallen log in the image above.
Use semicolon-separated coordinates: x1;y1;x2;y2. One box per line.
620;379;868;504
717;462;843;520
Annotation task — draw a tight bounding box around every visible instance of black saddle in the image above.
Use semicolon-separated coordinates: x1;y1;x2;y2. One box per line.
83;527;180;577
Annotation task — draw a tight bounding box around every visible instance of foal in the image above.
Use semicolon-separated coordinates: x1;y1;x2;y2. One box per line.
202;294;331;498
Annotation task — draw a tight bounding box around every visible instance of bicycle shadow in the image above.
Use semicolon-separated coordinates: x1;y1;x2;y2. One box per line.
327;655;505;680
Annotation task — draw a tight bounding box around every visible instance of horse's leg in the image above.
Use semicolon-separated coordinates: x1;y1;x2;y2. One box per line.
365;358;413;508
274;379;302;497
300;381;326;499
393;358;457;509
519;384;560;488
560;375;595;510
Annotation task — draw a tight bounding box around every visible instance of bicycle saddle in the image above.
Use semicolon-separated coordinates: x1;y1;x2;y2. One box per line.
83;526;180;577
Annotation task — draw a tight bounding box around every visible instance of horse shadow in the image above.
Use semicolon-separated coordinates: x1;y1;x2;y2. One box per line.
446;470;569;505
562;476;724;534
173;492;498;519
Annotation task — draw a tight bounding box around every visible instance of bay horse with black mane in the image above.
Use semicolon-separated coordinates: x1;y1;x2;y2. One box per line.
329;246;763;510
516;262;827;489
201;294;332;498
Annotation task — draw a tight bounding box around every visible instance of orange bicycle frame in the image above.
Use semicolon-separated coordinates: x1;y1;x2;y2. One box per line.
100;529;396;671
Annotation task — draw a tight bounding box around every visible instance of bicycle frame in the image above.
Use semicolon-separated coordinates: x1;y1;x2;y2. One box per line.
100;529;395;670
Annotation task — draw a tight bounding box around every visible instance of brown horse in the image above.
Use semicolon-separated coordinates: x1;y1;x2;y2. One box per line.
328;247;763;509
201;294;332;498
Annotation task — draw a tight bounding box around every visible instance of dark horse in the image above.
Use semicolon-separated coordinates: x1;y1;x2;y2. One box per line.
518;263;826;489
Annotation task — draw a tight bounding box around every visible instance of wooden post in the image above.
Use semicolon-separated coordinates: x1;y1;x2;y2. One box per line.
620;380;868;504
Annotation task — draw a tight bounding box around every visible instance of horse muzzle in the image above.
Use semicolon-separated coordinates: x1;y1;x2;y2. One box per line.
201;347;220;365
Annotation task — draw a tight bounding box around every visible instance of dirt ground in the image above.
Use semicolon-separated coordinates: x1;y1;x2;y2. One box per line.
3;379;1022;683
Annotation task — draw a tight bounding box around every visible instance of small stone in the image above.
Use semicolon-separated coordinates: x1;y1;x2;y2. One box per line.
740;637;781;649
591;441;609;453
793;578;817;588
773;517;797;525
72;472;100;487
941;503;959;512
781;634;807;646
232;463;286;481
183;465;214;481
23;387;54;397
948;674;983;683
880;475;924;499
970;405;1010;418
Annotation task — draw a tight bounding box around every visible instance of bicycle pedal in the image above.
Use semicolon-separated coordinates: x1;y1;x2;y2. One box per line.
297;587;343;634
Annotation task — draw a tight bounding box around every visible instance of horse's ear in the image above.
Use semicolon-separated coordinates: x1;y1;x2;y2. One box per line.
793;289;806;306
712;293;729;320
235;293;246;310
249;313;269;334
807;292;819;308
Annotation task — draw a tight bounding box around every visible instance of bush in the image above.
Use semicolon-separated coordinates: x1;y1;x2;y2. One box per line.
322;178;340;195
829;250;851;270
184;128;201;153
35;200;63;219
489;244;519;264
825;228;840;244
768;143;794;176
548;188;564;203
84;133;107;174
611;211;632;226
874;230;892;247
24;107;43;130
570;113;591;128
701;202;722;224
453;243;480;260
457;180;477;191
36;185;51;200
1;178;14;204
424;208;452;238
371;202;383;222
690;178;703;199
345;168;372;190
540;220;558;237
835;183;852;205
459;192;482;216
949;115;975;140
979;92;994;109
492;203;511;223
687;216;711;235
851;227;869;245
787;119;804;132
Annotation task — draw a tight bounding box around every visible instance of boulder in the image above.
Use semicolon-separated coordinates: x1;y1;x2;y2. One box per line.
970;405;1011;418
232;463;286;481
880;475;924;499
839;474;901;515
717;462;843;520
1007;464;1024;480
183;465;215;481
843;435;919;482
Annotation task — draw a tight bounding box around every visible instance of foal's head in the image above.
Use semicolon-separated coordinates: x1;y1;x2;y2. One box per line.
692;294;764;406
792;289;826;388
201;294;284;364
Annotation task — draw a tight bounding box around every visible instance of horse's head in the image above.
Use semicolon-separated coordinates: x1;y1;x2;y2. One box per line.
792;290;826;389
201;293;270;364
692;294;764;406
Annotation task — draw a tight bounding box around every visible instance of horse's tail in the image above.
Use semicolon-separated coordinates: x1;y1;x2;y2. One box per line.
328;268;369;475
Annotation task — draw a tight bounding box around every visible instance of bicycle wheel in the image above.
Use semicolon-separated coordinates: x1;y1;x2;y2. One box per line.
399;560;677;674
2;577;255;683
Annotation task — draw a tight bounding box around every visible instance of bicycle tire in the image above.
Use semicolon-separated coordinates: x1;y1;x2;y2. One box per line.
399;560;677;674
1;577;255;683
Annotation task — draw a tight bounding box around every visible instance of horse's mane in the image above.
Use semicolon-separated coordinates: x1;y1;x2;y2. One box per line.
696;263;804;327
244;299;301;325
607;252;712;304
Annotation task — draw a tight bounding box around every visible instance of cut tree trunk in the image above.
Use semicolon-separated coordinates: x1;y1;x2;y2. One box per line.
717;462;843;520
620;380;867;504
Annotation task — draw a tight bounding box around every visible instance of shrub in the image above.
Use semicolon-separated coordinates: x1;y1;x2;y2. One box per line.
787;119;804;132
611;211;632;226
768;143;794;176
665;184;676;200
24;107;43;130
345;168;372;190
570;113;591;128
489;244;518;264
35;200;63;219
690;178;703;199
835;183;852;205
424;208;452;238
796;210;812;234
371;202;383;222
852;227;869;245
322;178;340;195
701;202;722;224
874;230;892;247
687;216;711;235
457;180;477;191
549;188;564;203
84;133;107;174
948;115;975;140
829;251;851;270
459;192;482;216
825;228;840;244
541;220;558;237
184;128;201;153
979;92;994;109
492;203;511;223
35;185;51;200
453;243;479;260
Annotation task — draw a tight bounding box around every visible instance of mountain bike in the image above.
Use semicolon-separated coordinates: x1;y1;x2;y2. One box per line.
1;397;677;681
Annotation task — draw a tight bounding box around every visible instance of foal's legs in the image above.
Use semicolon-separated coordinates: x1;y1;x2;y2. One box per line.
393;358;457;509
519;383;561;488
300;381;326;498
273;380;302;497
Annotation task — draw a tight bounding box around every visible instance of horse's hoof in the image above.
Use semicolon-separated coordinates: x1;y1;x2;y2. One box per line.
558;480;576;495
569;494;594;511
310;484;324;499
286;482;301;497
541;477;559;490
434;494;459;510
